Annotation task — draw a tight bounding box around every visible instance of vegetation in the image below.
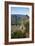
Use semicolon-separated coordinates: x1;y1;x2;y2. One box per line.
11;19;29;38
11;15;29;38
11;30;26;38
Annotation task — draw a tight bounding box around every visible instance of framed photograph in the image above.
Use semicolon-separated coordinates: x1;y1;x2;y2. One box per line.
5;1;34;45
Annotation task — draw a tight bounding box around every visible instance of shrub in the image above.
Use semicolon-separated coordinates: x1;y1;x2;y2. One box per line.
11;30;26;38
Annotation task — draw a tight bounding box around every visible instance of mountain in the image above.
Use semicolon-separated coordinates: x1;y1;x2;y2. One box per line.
11;14;29;25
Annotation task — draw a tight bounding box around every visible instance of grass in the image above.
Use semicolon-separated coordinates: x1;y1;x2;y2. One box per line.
11;19;29;38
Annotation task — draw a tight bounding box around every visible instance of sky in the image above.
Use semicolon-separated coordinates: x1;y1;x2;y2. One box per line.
11;7;29;15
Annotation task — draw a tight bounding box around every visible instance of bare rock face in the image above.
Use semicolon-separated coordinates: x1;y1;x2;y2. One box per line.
18;24;26;33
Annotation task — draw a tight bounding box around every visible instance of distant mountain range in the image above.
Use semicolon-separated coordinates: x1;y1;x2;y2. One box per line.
11;14;29;17
11;14;29;18
11;14;29;25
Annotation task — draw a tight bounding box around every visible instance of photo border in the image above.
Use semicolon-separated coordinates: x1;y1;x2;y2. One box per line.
5;1;34;45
